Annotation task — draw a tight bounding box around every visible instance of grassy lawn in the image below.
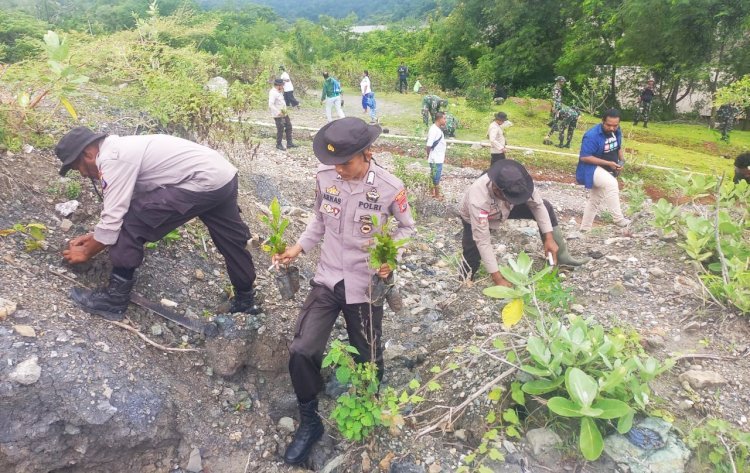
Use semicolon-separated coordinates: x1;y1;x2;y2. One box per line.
375;91;748;179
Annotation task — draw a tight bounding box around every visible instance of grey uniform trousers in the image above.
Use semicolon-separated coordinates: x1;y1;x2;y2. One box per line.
289;280;384;403
109;175;257;291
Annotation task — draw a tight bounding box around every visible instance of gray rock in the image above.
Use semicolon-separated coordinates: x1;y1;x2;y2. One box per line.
678;370;726;389
390;458;427;473
150;324;163;337
0;298;17;320
277;416;295;433
55;200;80;217
571;304;585;314
604;417;690;473
384;343;407;362
454;429;467;441
60;219;73;232
526;427;562;456
8;356;41;385
186;447;202;472
649;267;666;277
608;282;627;297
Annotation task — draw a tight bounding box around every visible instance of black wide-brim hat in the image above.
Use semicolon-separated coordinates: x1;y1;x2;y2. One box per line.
312;117;381;165
55;127;107;176
487;159;534;205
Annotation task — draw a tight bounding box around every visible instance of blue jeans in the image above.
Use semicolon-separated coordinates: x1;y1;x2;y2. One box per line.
429;163;443;186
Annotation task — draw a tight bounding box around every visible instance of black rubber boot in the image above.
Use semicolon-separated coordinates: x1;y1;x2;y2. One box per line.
283;399;324;465
276;143;286;151
552;227;591;267
70;273;135;321
287;142;298;148
229;289;261;315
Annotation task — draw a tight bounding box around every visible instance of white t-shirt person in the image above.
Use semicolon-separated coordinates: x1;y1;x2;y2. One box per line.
426;123;446;164
280;71;294;92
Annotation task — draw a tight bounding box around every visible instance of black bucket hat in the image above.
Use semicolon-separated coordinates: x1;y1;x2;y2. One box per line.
312;117;381;165
487;159;534;204
274;78;284;86
55;127;107;176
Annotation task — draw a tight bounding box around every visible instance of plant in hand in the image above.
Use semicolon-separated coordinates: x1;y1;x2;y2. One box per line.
260;197;289;256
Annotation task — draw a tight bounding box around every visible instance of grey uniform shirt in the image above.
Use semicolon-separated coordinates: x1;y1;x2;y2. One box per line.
297;163;416;304
459;174;552;274
94;135;237;245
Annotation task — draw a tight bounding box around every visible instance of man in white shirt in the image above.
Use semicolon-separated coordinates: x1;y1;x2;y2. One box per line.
487;111;513;167
279;65;300;108
360;70;377;123
425;112;448;199
269;78;296;151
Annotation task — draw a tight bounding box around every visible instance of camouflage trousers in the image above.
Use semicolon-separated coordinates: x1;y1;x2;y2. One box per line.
719;117;735;141
633;101;652;126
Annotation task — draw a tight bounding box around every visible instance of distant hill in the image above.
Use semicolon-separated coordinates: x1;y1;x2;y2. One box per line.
198;0;452;22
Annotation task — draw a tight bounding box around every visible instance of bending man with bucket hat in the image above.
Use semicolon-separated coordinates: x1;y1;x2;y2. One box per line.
56;127;261;319
273;117;415;465
459;159;589;286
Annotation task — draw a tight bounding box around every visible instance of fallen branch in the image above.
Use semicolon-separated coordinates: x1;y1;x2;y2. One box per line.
108;319;201;353
718;434;738;473
416;367;515;439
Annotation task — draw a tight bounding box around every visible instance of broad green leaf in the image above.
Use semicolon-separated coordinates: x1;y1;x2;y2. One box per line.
502;408;519;424
510;381;526;406
488;386;503;401
566;368;598;408
521;377;564;395
617;410;634;434
580;417;604;461
505;425;521;438
488;447;505;460
527;336;551;365
547;397;583;417
578;406;604;417
492;338;505;350
483;285;523;300
486;410;496;423
502;299;524;328
520;364;552;377
499;266;528;286
335;366;351;384
408;379;420;390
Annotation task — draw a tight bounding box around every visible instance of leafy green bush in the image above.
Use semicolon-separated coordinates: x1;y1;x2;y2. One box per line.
482;253;674;461
687;418;750;473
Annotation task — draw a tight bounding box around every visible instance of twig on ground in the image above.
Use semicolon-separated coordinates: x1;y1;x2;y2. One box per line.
670;353;736;362
416;367;515;439
243;450;252;473
108;319;201;353
713;174;729;286
718;434;738;473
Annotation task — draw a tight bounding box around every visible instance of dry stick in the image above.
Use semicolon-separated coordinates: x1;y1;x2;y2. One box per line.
108;319;200;353
416;367;515;439
718;434;738;473
242;450;252;473
670;353;736;361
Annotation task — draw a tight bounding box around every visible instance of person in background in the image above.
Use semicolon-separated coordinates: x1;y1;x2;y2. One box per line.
421;94;448;126
576;109;630;231
553;104;581;148
269;78;296;151
717;103;740;142
397;62;409;93
734;152;750;185
274;118;415;466
633;79;655;128
321;72;345;122
488;111;513;166
543;76;567;145
426;111;447;199
360;70;377;124
279;65;300;108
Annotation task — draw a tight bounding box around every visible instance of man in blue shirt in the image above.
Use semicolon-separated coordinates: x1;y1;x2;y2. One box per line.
576;109;630;231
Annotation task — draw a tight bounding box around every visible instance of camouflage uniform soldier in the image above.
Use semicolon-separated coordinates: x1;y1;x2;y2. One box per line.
633;79;655;128
554;105;581;148
544;76;566;144
717;104;740;142
421;95;448;126
444;113;459;138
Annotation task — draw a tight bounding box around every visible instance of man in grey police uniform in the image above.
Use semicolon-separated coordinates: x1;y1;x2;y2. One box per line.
273;117;416;465
459;159;589;286
56;127;261;320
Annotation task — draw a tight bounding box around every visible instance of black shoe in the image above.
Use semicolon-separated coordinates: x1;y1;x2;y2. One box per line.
284;399;324;465
229;289;261;315
287;142;298;148
70;273;135;321
276;144;286;151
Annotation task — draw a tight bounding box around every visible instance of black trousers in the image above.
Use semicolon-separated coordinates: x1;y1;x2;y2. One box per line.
289;280;384;403
109;176;257;291
274;116;293;145
283;91;299;107
398;77;408;93
461;199;558;278
490;153;506;167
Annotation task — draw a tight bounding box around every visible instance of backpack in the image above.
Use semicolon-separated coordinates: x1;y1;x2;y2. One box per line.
332;78;341;95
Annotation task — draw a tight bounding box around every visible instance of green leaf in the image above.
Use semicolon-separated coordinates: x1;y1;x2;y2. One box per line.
520;364;552;377
505;425;521;438
591;398;632;420
521;377;564;395
408;379;420;390
486;410;496;423
499;266;528;286
488;386;503;401
488;447;505;460
502;408;519;424
510;381;526;406
565;368;598;408
483;285;523;300
579;417;604;461
430;365;441;373
60;96;78;120
617;410;634;434
527;336;551;365
492;338;505;350
547;397;583;417
335;366;351;384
